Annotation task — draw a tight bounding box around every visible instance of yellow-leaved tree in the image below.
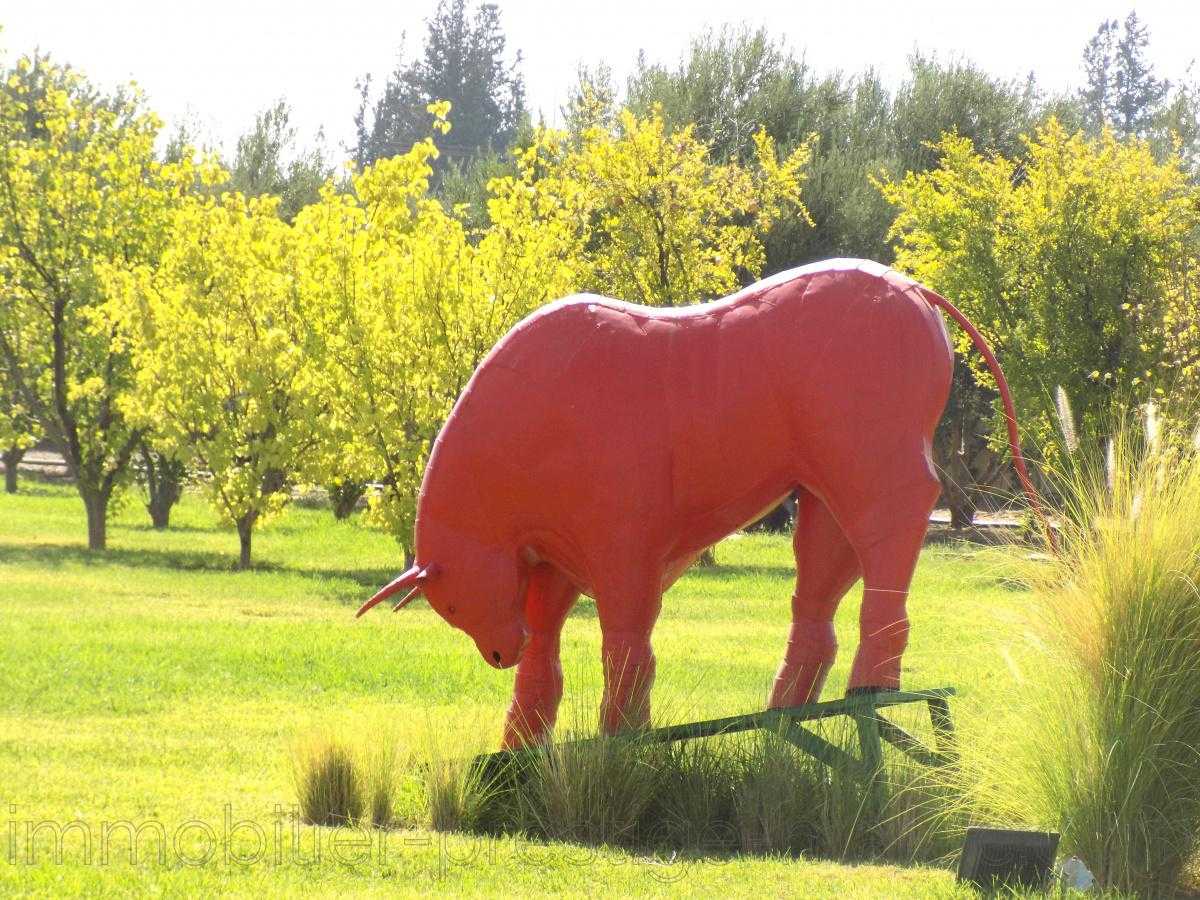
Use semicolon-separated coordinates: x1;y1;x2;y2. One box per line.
110;194;328;568
878;118;1200;454
295;103;584;549
0;54;197;548
516;106;814;307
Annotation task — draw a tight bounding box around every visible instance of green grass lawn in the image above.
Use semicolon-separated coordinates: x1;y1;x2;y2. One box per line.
0;483;1035;897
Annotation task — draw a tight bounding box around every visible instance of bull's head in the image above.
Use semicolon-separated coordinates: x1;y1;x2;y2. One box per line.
356;523;529;669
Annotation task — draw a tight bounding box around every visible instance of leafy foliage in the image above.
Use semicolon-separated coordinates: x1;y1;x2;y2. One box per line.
879;119;1200;456
522;106;813;307
226;100;331;222
0;54;197;547
354;0;524;172
109;193;327;567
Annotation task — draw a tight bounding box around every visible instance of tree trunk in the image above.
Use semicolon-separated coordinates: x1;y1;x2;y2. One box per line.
948;492;976;530
83;488;109;551
236;515;254;570
328;480;367;520
3;445;24;494
141;446;184;530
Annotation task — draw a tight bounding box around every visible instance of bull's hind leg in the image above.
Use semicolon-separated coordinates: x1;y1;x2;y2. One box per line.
501;564;579;749
835;463;940;693
768;489;861;708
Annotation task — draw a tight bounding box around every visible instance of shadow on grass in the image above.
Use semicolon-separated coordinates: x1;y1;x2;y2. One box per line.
1;482;72;499
0;540;396;595
684;562;796;581
119;521;224;534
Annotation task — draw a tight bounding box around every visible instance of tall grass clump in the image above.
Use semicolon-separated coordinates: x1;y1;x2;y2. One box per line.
290;726;417;829
360;727;407;828
420;721;504;833
963;422;1200;895
292;733;365;827
436;708;960;864
508;728;673;845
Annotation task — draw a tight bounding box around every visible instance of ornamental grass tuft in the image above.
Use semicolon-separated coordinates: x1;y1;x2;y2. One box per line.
958;423;1200;895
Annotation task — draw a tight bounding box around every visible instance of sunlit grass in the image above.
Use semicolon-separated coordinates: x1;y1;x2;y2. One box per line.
0;481;1034;896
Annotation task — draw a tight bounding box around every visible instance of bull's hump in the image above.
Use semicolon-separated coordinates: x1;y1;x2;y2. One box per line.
539;259;905;324
487;259;915;370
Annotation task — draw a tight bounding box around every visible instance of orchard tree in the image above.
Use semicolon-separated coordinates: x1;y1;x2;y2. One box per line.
354;0;524;171
296;104;582;546
112;194;327;568
880;119;1199;456
135;437;186;529
541;106;813;307
0;249;40;493
0;55;194;549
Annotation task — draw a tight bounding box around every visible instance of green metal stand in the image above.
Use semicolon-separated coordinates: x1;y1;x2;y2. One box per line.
476;687;956;780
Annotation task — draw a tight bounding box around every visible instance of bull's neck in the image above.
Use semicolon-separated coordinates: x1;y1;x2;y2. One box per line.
417;420;502;549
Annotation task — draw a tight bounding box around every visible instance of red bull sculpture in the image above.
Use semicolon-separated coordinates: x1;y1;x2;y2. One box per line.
357;259;1049;749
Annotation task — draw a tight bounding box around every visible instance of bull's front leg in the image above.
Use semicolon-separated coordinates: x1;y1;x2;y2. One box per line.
595;571;663;735
501;563;579;749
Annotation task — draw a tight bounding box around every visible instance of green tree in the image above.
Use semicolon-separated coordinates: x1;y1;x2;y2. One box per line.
891;53;1038;173
0;54;194;549
880;120;1199;456
112;194;327;568
227;100;330;222
354;0;524;171
1080;12;1170;138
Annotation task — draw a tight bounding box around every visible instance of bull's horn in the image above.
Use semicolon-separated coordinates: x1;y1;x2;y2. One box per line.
357;564;424;618
391;587;422;612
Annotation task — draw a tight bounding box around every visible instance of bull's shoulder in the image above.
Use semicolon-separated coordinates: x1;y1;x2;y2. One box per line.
479;293;616;379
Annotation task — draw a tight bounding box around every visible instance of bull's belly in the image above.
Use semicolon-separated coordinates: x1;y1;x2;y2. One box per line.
658;482;796;592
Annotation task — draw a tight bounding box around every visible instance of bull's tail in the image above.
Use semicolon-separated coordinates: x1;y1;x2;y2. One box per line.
919;286;1058;553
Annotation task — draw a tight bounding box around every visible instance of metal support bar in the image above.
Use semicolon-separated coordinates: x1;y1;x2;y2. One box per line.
928;696;957;761
875;716;944;768
777;719;860;770
473;687;957;777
